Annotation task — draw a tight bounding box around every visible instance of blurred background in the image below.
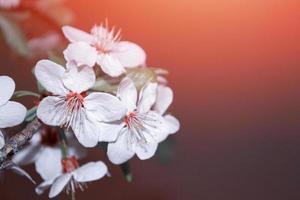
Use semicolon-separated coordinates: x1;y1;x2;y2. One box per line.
1;0;300;199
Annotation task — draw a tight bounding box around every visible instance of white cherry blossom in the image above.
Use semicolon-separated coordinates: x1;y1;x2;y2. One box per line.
34;60;127;147
0;0;20;8
35;152;108;198
105;77;169;164
28;32;61;56
62;24;146;77
0;76;26;149
153;85;180;140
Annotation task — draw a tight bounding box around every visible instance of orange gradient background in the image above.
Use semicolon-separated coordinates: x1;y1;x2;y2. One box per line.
1;0;300;199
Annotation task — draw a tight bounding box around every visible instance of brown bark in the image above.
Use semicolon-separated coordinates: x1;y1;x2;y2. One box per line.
0;118;42;169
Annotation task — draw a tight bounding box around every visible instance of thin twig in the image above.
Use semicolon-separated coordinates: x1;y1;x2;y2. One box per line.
0;118;42;168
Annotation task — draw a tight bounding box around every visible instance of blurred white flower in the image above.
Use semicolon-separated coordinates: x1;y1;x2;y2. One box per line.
28;32;61;56
13;126;87;175
0;0;20;9
106;77;169;164
153;85;180;140
34;60;127;147
0;132;4;149
62;24;146;77
0;76;26;149
35;153;108;198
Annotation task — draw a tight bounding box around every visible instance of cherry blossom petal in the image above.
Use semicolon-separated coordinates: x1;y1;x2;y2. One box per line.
12;133;42;165
35;148;62;181
98;122;125;142
138;82;157;113
62;26;93;44
34;60;68;95
97;54;126;77
153;85;173;115
117;77;137;112
143;111;168;143
0;130;4;149
0;101;26;128
37;96;66;126
84;92;127;122
49;173;72;198
10;164;36;184
164;114;180;135
63;42;97;67
157;75;168;85
73;161;107;182
134;141;158;160
107;131;135;164
112;41;146;68
35;179;55;195
62;65;95;93
71;112;100;147
0;76;15;106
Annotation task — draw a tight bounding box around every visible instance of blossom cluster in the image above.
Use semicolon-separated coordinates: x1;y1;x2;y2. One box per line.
0;23;179;198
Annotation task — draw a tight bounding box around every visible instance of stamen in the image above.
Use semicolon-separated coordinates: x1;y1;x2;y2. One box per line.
124;111;161;146
61;156;88;199
60;92;86;129
91;23;121;53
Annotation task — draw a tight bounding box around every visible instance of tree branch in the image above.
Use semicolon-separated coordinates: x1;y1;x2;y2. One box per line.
0;118;42;168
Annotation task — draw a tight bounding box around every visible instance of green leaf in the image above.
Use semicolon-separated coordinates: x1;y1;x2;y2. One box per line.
13;91;40;98
126;67;157;91
92;76;120;94
0;13;29;57
25;107;37;122
119;162;132;182
92;67;163;93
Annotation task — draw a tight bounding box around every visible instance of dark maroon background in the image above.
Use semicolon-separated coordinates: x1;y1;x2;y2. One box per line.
1;0;300;199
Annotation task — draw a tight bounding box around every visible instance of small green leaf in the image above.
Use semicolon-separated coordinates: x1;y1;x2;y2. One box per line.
25;107;37;122
119;162;132;182
0;13;29;57
92;67;163;93
92;76;120;94
13;91;40;98
126;68;157;91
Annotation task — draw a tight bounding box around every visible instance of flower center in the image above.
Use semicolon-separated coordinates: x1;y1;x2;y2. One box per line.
91;25;121;54
61;156;87;198
40;126;59;147
66;92;85;107
124;112;138;126
62;92;86;129
124;111;150;144
62;156;79;173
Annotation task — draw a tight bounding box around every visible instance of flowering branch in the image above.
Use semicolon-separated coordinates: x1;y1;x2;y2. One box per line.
0;18;180;198
0;118;42;169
